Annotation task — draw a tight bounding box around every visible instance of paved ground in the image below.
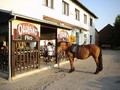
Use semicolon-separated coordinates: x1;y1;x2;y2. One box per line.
0;50;120;90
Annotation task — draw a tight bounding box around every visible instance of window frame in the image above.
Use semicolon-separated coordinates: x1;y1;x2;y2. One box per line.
62;1;69;16
90;18;93;27
42;0;54;9
84;14;87;24
75;8;80;21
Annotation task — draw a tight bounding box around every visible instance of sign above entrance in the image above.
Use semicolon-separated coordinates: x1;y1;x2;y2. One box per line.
57;28;70;42
12;20;40;41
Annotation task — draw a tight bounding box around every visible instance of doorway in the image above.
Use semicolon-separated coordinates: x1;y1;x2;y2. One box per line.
40;26;57;63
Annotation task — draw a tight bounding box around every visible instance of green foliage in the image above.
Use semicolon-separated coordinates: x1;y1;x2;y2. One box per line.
113;14;120;47
114;15;120;30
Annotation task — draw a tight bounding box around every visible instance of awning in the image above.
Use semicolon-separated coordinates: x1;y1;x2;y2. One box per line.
0;9;72;30
11;12;72;30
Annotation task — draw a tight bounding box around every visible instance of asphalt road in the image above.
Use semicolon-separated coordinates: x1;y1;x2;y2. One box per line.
0;50;120;90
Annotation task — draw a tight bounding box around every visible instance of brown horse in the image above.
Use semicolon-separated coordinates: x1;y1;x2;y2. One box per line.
57;41;103;74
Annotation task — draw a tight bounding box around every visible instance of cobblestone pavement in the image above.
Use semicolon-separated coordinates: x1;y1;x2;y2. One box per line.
0;50;120;90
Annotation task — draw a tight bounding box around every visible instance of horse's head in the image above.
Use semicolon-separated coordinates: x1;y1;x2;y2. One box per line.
57;41;72;52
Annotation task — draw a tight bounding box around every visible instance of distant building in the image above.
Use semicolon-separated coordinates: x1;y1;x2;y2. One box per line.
95;29;99;46
99;24;114;48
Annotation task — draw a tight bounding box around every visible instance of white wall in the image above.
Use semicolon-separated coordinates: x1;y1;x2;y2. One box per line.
0;0;43;19
0;0;97;44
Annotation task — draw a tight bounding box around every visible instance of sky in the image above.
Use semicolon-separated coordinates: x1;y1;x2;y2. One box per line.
80;0;120;31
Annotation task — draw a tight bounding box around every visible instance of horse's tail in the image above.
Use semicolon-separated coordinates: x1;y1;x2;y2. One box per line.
98;48;103;71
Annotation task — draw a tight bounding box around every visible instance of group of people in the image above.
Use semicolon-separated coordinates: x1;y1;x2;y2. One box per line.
42;41;55;62
44;41;55;57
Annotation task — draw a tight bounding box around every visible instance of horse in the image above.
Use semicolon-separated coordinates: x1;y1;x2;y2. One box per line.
57;41;103;74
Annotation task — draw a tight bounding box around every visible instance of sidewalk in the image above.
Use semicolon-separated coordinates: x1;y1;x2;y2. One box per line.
1;50;120;90
0;60;69;90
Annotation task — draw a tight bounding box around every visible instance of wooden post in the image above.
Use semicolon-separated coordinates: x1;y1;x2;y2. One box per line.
55;30;58;64
37;41;40;68
11;41;15;77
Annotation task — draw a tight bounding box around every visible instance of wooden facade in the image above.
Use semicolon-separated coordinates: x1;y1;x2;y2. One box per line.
11;42;40;76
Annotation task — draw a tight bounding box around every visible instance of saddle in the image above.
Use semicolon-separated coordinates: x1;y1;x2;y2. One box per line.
70;44;81;55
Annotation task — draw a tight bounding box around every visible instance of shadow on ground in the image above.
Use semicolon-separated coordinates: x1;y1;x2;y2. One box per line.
87;76;120;90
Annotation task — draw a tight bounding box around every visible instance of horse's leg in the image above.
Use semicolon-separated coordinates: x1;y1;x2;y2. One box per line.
93;57;99;74
69;57;75;73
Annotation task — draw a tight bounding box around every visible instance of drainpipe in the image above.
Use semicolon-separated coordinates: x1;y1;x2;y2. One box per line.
8;15;16;81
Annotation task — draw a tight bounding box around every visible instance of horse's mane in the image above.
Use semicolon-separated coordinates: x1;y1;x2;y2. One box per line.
57;41;70;46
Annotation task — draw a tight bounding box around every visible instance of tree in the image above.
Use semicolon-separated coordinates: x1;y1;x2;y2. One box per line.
113;14;120;47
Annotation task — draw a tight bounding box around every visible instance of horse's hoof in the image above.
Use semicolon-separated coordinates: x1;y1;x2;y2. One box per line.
69;70;74;73
69;70;73;73
94;70;99;74
99;67;103;71
69;68;75;73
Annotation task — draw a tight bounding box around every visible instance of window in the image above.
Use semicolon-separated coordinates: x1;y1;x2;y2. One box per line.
90;35;92;44
75;8;80;21
62;1;69;16
42;0;53;8
84;34;87;44
84;14;87;24
90;18;93;26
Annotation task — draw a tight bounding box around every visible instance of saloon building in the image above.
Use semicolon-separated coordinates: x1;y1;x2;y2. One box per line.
0;0;98;80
